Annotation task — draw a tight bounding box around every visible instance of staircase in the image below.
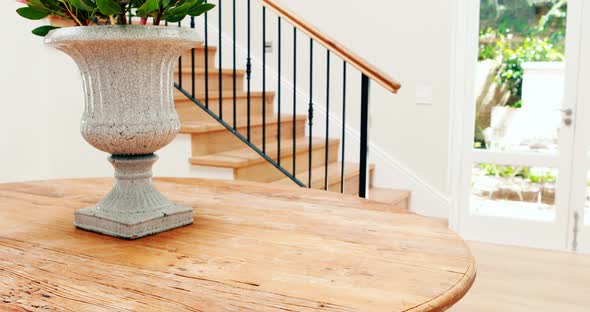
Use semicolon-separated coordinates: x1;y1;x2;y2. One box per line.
158;0;411;211
172;45;410;210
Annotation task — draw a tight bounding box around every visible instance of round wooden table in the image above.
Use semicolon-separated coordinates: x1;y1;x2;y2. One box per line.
0;178;475;311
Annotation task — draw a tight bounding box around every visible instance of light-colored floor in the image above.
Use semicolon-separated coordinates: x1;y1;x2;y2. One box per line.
450;241;590;312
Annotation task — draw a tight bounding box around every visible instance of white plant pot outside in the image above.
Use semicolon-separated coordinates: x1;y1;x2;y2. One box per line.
45;25;202;239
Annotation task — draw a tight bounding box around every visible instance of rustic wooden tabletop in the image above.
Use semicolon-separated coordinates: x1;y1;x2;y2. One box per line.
0;178;475;311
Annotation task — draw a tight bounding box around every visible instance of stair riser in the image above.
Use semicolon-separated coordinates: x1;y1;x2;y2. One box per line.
178;48;217;69
234;143;340;183
390;198;410;211
175;95;275;123
190;119;307;156
178;72;245;93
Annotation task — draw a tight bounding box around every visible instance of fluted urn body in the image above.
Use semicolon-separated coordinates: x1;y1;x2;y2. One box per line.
45;26;202;239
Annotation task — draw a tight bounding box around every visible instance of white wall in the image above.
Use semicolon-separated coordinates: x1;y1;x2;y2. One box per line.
212;0;453;194
0;2;52;182
269;1;453;191
207;0;455;215
273;0;455;215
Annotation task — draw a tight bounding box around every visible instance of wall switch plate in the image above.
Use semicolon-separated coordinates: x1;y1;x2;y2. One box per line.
416;83;433;105
265;41;273;53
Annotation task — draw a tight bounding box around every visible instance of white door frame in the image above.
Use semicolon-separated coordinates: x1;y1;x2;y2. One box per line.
567;0;590;253
447;0;585;251
447;0;481;232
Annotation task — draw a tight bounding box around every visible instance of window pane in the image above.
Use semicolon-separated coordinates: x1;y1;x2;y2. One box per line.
471;163;557;222
475;0;568;155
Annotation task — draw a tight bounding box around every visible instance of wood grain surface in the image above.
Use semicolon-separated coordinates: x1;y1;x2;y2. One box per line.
0;178;475;311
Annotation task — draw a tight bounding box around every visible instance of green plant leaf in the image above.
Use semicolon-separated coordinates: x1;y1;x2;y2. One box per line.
187;3;214;16
162;0;209;21
33;0;62;11
181;0;201;10
164;13;186;23
32;25;60;37
160;0;179;7
96;0;121;16
16;7;50;20
164;0;194;15
70;0;96;12
27;0;48;9
190;0;206;10
137;0;160;17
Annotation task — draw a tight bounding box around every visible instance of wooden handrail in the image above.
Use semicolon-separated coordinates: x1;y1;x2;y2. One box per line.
259;0;401;94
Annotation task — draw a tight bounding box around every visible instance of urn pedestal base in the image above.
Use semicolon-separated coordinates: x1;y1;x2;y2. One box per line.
74;154;194;239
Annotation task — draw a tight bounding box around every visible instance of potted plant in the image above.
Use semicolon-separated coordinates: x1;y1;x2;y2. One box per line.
16;0;214;239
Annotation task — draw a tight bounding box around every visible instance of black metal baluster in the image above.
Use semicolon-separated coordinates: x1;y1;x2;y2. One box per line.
232;0;237;130
277;17;282;166
204;3;209;108
262;6;267;153
292;27;297;177
246;0;252;141
178;22;183;89
191;17;196;98
308;38;314;188
340;62;347;194
359;74;370;198
324;50;330;191
218;0;223;120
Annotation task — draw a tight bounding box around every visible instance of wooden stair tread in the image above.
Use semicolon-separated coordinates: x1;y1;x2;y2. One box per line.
190;137;340;168
369;187;411;208
175;91;274;101
272;162;374;188
180;115;307;134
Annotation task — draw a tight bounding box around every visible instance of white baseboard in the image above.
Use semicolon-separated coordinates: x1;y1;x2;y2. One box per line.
368;144;451;218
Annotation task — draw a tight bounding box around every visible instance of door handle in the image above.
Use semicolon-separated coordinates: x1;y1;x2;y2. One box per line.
560;108;573;116
557;108;574;126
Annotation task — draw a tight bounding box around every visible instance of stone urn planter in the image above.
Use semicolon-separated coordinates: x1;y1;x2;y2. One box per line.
45;26;201;239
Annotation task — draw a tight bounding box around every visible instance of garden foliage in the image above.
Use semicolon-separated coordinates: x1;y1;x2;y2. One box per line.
479;0;566;107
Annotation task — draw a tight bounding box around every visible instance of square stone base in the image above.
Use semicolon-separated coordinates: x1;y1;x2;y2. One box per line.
74;205;194;239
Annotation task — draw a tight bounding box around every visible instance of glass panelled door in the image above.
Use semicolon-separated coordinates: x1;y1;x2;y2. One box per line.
459;0;583;250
